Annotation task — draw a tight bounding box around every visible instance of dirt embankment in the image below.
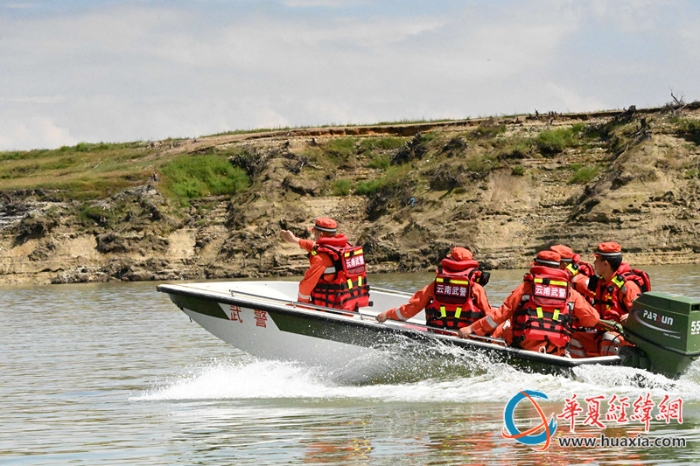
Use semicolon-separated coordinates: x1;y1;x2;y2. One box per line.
1;105;699;285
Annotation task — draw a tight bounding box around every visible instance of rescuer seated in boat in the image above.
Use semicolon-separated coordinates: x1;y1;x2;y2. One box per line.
458;250;600;356
588;242;650;324
550;244;595;302
375;247;495;330
550;244;600;358
280;217;369;312
567;242;650;358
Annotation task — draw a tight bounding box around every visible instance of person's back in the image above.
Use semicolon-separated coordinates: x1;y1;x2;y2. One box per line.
550;244;595;302
460;250;599;356
376;247;493;329
280;217;370;311
309;235;369;311
424;250;491;329
510;264;575;353
566;242;649;358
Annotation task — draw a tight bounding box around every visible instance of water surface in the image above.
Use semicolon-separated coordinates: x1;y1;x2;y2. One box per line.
1;265;699;464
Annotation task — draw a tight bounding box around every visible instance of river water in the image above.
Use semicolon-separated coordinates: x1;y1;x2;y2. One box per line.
2;265;700;465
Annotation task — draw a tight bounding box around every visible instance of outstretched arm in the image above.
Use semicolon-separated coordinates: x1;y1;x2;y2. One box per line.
281;230;314;252
460;284;524;338
280;230;300;245
376;283;434;323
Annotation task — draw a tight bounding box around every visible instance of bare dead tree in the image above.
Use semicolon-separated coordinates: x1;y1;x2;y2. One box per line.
671;90;685;106
668;88;688;115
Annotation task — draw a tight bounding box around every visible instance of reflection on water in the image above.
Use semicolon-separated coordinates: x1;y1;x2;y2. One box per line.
1;266;699;464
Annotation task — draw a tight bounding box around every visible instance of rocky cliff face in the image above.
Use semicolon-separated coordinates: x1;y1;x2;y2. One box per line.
1;106;699;285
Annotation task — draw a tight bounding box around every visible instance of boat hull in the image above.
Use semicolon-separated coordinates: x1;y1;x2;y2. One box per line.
158;281;622;375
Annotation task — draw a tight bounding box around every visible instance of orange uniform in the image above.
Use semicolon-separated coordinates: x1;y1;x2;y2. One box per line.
299;238;315;253
550;245;595;302
567;242;648;357
590;242;648;323
570;276;640;358
619;280;642;313
384;281;494;322
592;274;642;323
380;247;494;329
572;274;594;300
471;280;599;355
296;235;346;303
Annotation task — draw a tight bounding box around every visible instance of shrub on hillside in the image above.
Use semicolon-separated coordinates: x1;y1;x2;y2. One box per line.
359;137;406;152
366;154;391;170
535;127;580;156
323;138;358;165
426;163;463;191
674;118;700;145
355;179;381;195
331;179;352;196
466;154;499;174
499;139;534;160
511;165;525;176
391;133;427;165
229;148;271;177
471;125;506;139
354;166;413;219
569;165;599;184
160;155;249;201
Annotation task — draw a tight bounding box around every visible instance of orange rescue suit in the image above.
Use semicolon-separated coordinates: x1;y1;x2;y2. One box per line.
564;258;596;302
424;258;491;329
384;258;493;327
591;262;646;323
297;235;369;311
471;266;599;356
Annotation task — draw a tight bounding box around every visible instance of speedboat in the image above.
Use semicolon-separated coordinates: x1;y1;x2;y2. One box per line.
157;281;700;379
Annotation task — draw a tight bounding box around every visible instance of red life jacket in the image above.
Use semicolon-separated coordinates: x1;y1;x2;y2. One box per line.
424;257;488;329
309;236;370;312
592;262;651;320
565;254;595;278
512;266;573;350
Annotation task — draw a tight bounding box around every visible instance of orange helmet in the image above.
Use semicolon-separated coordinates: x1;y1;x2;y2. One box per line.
311;217;337;233
594;242;622;258
531;250;561;268
550;245;574;263
449;247;473;261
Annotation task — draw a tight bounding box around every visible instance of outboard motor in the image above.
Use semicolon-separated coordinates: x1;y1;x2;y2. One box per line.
622;292;700;379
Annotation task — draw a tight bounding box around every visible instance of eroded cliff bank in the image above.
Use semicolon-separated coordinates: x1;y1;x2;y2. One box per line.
1;105;699;285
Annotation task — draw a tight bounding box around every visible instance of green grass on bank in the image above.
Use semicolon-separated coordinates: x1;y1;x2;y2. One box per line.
0;140;249;203
534;126;582;155
497;124;592;160
0;142;158;200
674;117;700;144
355;165;412;196
159;155;249;202
1;112;698;206
308;136;409;171
569;164;600;184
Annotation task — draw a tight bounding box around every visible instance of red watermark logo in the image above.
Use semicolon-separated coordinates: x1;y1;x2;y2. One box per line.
503;391;684;450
